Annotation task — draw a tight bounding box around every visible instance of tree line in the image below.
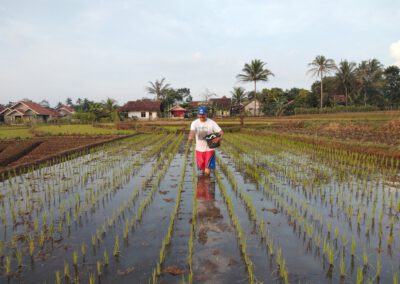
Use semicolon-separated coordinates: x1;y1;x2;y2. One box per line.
233;57;400;116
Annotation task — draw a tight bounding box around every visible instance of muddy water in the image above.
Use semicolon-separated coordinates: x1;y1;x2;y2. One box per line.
192;174;247;284
218;152;326;283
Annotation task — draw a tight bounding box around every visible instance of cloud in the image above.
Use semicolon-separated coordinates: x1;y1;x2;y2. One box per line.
390;40;400;66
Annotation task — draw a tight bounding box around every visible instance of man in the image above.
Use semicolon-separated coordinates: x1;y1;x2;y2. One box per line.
188;106;224;176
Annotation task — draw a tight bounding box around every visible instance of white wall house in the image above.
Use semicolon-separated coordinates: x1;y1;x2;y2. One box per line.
244;99;264;116
119;100;161;121
127;111;157;120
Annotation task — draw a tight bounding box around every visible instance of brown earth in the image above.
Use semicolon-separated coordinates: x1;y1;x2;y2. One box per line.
0;135;133;179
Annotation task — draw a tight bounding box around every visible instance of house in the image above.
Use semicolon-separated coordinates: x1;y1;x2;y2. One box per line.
56;105;75;117
119;100;161;120
169;105;187;118
243;99;264;116
209;96;231;117
0;100;61;123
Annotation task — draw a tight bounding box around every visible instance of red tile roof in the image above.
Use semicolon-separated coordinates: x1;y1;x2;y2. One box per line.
169;105;187;111
13;101;61;117
119;100;161;112
209;96;231;109
56;105;75;113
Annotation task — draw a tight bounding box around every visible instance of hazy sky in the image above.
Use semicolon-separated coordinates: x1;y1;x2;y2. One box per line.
1;0;399;106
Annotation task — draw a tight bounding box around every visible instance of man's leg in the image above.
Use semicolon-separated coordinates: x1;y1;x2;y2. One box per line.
196;151;206;174
204;151;216;176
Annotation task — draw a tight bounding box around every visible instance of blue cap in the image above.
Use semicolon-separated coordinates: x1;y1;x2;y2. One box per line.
198;106;208;115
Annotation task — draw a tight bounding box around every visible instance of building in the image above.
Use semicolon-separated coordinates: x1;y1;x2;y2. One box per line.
169;105;187;118
209;96;231;117
243;99;264;116
56;105;75;117
0;100;61;123
119;100;161;120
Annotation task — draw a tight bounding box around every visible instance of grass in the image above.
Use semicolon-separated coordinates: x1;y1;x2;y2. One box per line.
0;124;135;139
0;126;32;139
36;124;134;136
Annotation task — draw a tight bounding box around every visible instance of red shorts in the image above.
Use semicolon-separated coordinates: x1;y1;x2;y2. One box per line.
196;150;216;171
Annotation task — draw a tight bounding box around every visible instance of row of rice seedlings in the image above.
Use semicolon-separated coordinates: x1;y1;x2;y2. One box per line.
1;134;157;233
0;134;175;279
150;140;190;283
17;135;168;248
240;130;399;177
225;133;393;244
185;144;197;284
217;155;290;283
50;134;184;283
222;133;398;282
214;170;257;284
220;140;346;272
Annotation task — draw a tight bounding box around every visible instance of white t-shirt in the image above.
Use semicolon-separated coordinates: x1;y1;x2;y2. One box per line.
190;118;222;152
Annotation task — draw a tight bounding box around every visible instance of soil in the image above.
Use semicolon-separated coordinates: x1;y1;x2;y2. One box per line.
162;265;185;276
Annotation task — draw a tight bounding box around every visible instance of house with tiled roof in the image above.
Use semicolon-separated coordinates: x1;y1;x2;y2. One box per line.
0;100;61;123
118;100;161;120
169;105;187;118
209;96;231;117
56;105;75;117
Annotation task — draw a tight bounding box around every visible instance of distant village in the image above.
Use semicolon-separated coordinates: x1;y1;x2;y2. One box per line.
0;96;261;124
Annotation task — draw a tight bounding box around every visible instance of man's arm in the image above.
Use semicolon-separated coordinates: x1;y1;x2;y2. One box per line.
188;130;195;142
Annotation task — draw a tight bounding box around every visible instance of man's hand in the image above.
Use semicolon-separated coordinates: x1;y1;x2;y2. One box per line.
212;137;221;144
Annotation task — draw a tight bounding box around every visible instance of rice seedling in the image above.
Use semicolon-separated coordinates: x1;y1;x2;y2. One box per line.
113;235;120;257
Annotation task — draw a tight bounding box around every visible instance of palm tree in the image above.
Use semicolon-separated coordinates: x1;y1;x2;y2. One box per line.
335;60;357;106
231;87;247;127
102;98;117;116
356;59;383;106
237;59;274;116
146;78;171;100
231;87;247;106
307;55;337;111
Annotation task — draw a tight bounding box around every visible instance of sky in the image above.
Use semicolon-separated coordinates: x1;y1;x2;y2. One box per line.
1;0;400;106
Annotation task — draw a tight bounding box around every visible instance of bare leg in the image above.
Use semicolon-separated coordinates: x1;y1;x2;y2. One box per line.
204;168;211;176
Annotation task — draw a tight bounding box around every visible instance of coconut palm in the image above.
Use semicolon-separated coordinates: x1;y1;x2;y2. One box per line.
231;87;247;106
356;59;383;106
237;59;274;116
102;98;117;116
307;55;337;111
146;78;171;101
335;60;357;106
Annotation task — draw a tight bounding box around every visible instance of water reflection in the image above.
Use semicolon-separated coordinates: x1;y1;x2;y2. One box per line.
196;175;222;245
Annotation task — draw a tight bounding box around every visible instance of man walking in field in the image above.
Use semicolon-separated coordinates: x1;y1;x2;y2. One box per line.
188;106;224;176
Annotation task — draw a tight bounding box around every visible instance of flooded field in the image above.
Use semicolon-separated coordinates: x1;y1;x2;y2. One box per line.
0;132;399;283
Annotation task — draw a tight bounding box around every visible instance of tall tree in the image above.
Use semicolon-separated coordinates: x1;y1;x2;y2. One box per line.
101;98;118;119
65;97;73;106
335;60;357;106
146;78;170;100
237;59;274;116
231;87;247;127
307;55;337;111
356;59;384;106
383;65;400;108
231;87;247;106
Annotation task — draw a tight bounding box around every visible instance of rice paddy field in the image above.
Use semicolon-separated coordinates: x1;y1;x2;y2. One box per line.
0;131;399;283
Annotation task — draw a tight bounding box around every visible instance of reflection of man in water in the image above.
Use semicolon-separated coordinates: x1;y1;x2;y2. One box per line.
196;175;223;245
196;175;215;201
